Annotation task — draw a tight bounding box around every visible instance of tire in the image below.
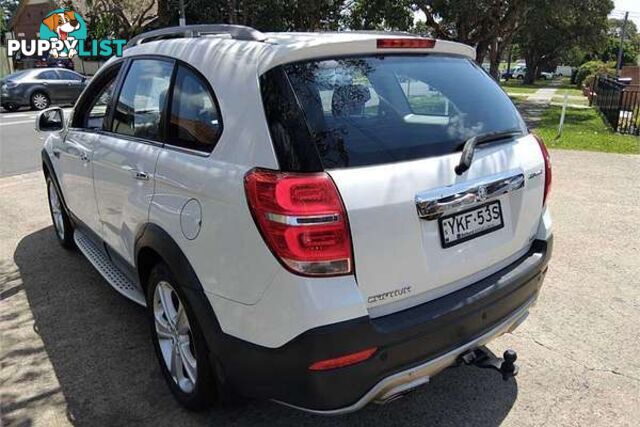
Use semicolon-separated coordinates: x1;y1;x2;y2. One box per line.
517;75;523;80
30;91;50;110
46;175;75;249
146;262;218;411
2;103;18;112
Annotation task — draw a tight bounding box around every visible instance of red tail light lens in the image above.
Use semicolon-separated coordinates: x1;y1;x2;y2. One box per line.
533;134;552;206
244;169;353;276
377;38;436;49
309;347;377;371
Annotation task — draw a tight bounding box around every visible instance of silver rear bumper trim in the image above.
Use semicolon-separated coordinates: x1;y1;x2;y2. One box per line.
274;297;535;415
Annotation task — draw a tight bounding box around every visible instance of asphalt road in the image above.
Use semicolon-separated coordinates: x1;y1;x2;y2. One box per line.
1;150;639;426
0;109;72;178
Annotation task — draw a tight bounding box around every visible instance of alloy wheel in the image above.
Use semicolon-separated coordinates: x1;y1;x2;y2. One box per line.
32;93;49;110
153;281;198;394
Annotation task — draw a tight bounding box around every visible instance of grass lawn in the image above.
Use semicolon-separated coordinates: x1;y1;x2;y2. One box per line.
551;93;589;106
502;85;538;94
534;105;639;154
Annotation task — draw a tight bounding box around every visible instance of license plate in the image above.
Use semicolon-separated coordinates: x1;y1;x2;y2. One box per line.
438;201;504;248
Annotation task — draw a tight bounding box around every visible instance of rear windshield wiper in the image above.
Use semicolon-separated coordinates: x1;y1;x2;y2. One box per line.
454;129;524;175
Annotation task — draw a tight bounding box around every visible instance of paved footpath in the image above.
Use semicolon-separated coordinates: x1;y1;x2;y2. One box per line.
1;150;639;426
517;83;559;128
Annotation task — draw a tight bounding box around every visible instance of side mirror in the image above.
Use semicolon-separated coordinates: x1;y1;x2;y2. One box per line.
36;107;65;132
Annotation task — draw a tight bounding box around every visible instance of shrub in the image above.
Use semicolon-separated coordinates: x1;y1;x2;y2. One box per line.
575;61;615;88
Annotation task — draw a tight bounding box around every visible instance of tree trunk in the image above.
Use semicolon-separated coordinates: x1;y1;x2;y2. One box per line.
475;39;490;64
523;59;538;84
489;39;502;80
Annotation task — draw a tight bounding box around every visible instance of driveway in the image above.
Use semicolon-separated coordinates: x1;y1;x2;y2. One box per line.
1;150;639;426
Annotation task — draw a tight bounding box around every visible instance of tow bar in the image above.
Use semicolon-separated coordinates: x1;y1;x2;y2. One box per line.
458;347;518;381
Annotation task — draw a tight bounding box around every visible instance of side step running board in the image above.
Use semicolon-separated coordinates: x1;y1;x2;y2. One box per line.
74;230;146;307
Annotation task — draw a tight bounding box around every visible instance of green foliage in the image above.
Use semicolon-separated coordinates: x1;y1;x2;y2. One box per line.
574;60;615;88
174;0;343;31
598;37;640;65
517;0;613;84
345;0;413;31
0;0;19;34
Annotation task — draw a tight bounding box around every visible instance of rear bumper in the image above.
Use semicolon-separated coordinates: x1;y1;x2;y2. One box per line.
217;237;553;413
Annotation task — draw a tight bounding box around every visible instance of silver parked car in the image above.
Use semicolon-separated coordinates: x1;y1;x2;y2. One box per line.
1;68;88;112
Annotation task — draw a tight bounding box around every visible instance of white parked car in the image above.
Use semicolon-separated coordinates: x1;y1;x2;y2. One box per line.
37;25;553;414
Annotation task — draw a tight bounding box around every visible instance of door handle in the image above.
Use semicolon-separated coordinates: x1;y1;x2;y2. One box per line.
52;148;61;158
133;171;149;181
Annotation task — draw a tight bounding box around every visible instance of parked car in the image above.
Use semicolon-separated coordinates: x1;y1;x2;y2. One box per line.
540;71;555;80
1;68;88;111
35;55;75;70
512;65;527;79
501;69;514;80
37;25;553;414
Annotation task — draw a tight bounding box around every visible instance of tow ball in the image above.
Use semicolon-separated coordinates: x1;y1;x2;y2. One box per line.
457;347;518;381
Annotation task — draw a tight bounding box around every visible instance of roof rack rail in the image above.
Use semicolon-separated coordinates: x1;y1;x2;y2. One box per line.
125;24;267;48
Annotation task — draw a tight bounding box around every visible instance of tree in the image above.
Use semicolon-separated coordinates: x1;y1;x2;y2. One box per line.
84;0;158;39
343;0;413;31
517;0;613;84
593;18;640;65
160;0;342;31
0;0;19;36
415;0;530;77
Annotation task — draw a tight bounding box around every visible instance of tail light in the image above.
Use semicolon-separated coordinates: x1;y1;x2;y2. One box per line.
533;134;552;206
377;38;436;49
244;169;353;276
309;347;377;371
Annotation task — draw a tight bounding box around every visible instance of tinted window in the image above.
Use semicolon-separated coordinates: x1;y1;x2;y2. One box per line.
263;55;526;169
111;59;173;141
74;63;121;129
166;65;221;151
37;70;58;80
57;70;83;81
85;79;117;129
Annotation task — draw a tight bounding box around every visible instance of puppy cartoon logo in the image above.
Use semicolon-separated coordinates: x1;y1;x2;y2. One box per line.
39;9;87;58
7;7;124;59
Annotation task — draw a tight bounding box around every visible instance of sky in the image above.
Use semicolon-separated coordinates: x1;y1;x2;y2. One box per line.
611;0;640;29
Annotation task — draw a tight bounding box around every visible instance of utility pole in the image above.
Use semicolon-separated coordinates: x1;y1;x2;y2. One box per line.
616;11;629;77
179;0;186;26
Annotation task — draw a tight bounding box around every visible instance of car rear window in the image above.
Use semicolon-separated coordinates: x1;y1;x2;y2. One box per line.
260;55;526;170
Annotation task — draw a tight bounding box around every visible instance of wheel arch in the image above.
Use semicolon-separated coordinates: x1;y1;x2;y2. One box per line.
134;223;231;386
28;85;50;100
41;149;70;215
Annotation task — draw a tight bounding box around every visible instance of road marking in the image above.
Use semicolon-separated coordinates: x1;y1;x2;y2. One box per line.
0;120;36;126
0;113;32;119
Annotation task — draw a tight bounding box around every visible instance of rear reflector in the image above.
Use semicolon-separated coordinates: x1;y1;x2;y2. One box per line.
377;38;436;49
309;347;378;371
244;169;353;276
533;134;552;206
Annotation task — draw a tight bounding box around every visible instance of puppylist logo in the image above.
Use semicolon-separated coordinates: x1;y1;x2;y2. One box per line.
8;8;126;59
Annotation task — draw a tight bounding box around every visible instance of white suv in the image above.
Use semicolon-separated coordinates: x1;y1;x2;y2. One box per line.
37;25;553;414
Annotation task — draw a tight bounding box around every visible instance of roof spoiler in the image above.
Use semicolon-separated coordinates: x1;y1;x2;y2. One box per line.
125;24;267;49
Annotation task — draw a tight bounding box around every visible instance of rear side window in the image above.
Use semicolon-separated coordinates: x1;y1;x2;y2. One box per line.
111;59;173;141
166;65;221;152
57;70;83;81
261;55;525;170
37;70;58;80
